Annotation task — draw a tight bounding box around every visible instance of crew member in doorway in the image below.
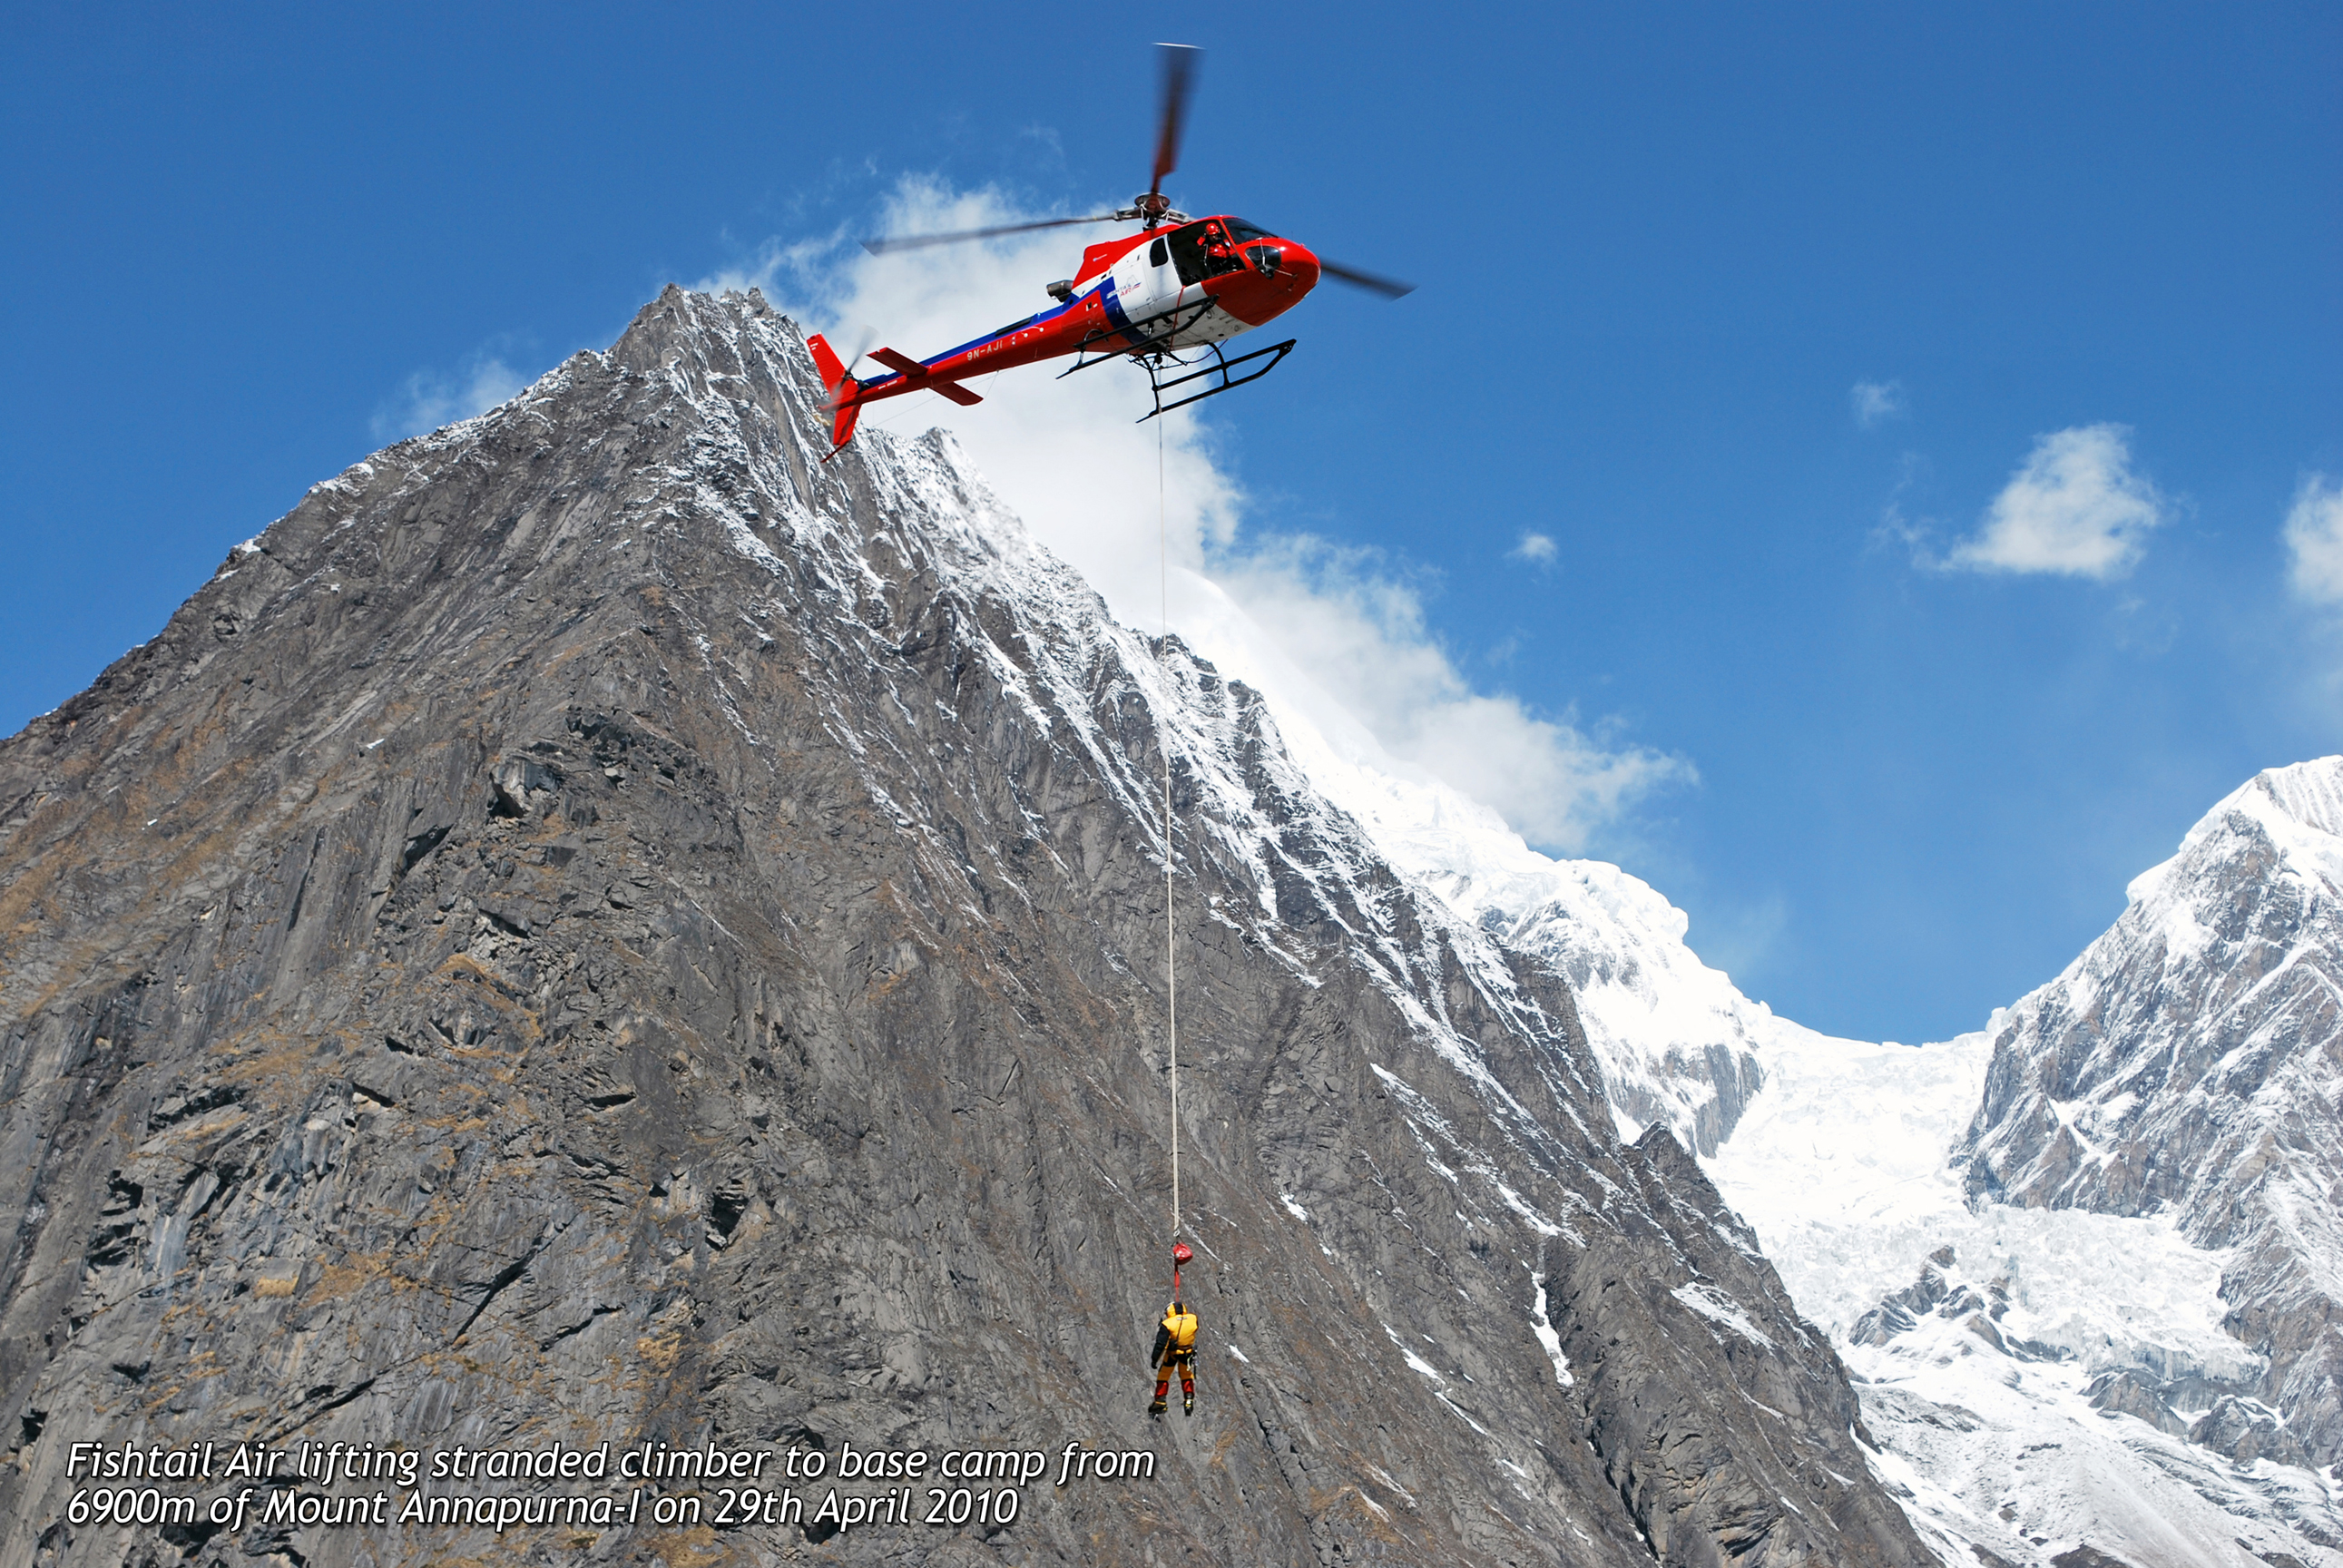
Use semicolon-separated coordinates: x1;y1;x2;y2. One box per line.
1149;1298;1199;1416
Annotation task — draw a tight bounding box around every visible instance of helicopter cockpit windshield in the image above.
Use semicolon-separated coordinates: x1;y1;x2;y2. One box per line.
1167;219;1273;287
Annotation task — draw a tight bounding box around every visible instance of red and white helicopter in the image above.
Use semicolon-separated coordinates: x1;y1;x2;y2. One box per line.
808;44;1411;454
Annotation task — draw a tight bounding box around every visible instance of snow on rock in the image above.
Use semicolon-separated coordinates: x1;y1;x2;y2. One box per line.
1702;1020;2338;1564
1266;747;1824;1156
1956;759;2343;1478
1696;762;2343;1564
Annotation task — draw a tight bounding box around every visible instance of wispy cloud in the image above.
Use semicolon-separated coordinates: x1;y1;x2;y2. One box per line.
373;353;529;442
1684;892;1789;985
1509;531;1557;565
721;175;1682;853
1946;424;2167;579
2283;475;2343;605
1206;534;1686;849
1850;379;1905;429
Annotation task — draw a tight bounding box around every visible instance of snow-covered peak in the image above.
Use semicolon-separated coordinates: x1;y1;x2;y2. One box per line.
1966;756;2343;1221
2126;754;2343;908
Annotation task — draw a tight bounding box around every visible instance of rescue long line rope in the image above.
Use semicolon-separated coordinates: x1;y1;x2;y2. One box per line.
1161;411;1181;1256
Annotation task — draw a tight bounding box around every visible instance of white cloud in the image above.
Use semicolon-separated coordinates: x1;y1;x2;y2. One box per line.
373;355;528;442
1510;531;1557;565
1850;379;1905;429
1201;535;1684;848
2282;475;2343;605
1948;423;2167;579
725;177;1681;852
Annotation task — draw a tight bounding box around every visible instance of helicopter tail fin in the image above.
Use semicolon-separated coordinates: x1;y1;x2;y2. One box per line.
828;396;861;451
808;332;851;395
807;332;863;452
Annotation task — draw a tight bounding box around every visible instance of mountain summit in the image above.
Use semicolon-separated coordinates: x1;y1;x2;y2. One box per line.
0;289;1930;1567
1960;758;2343;1465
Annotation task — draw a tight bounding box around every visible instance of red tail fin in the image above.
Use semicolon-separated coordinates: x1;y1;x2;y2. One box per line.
808;331;848;392
806;332;862;452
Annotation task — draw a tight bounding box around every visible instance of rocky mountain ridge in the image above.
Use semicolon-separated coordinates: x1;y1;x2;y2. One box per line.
1957;758;2343;1468
1271;758;1800;1160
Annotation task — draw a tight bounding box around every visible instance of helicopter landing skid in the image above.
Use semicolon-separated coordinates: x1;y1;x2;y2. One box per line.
1133;338;1298;422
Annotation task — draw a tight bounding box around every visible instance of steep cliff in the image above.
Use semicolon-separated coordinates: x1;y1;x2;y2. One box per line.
0;289;1930;1567
1273;761;1795;1160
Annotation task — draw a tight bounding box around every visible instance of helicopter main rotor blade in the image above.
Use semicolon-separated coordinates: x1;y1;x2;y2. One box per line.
860;213;1124;256
1318;260;1417;299
1149;43;1201;201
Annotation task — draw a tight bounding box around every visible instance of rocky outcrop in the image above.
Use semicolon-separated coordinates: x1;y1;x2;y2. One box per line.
1956;760;2343;1466
2192;1397;2314;1471
2083;1371;2191;1438
0;289;1933;1566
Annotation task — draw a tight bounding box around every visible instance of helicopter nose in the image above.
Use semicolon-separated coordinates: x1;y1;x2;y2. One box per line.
1278;240;1322;293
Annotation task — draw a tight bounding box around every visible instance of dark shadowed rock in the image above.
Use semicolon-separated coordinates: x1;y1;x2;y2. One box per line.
2083;1370;2191;1438
2048;1546;2140;1568
2194;1397;2315;1470
0;288;1934;1566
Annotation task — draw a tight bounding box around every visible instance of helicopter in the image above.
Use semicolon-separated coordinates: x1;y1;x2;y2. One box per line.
807;44;1411;454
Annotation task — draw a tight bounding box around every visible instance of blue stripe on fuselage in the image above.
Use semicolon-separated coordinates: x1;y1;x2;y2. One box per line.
1100;275;1134;338
859;293;1088;390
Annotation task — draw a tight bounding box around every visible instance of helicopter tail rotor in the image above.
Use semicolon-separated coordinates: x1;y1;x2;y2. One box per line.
806;332;868;451
808;332;854;397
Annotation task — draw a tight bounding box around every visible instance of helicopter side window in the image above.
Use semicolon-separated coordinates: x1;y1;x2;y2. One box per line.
1149;238;1168;269
1165;221;1247;286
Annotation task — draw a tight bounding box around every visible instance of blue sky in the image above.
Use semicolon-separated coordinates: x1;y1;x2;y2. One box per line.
4;2;2337;1042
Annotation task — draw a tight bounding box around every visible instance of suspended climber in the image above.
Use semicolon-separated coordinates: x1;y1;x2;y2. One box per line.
1148;1244;1199;1416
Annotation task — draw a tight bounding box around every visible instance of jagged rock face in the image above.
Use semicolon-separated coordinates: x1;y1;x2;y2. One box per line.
1460;875;1770;1157
0;289;1933;1566
1957;760;2343;1465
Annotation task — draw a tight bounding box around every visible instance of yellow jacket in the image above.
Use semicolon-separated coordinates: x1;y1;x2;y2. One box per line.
1153;1304;1199;1364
